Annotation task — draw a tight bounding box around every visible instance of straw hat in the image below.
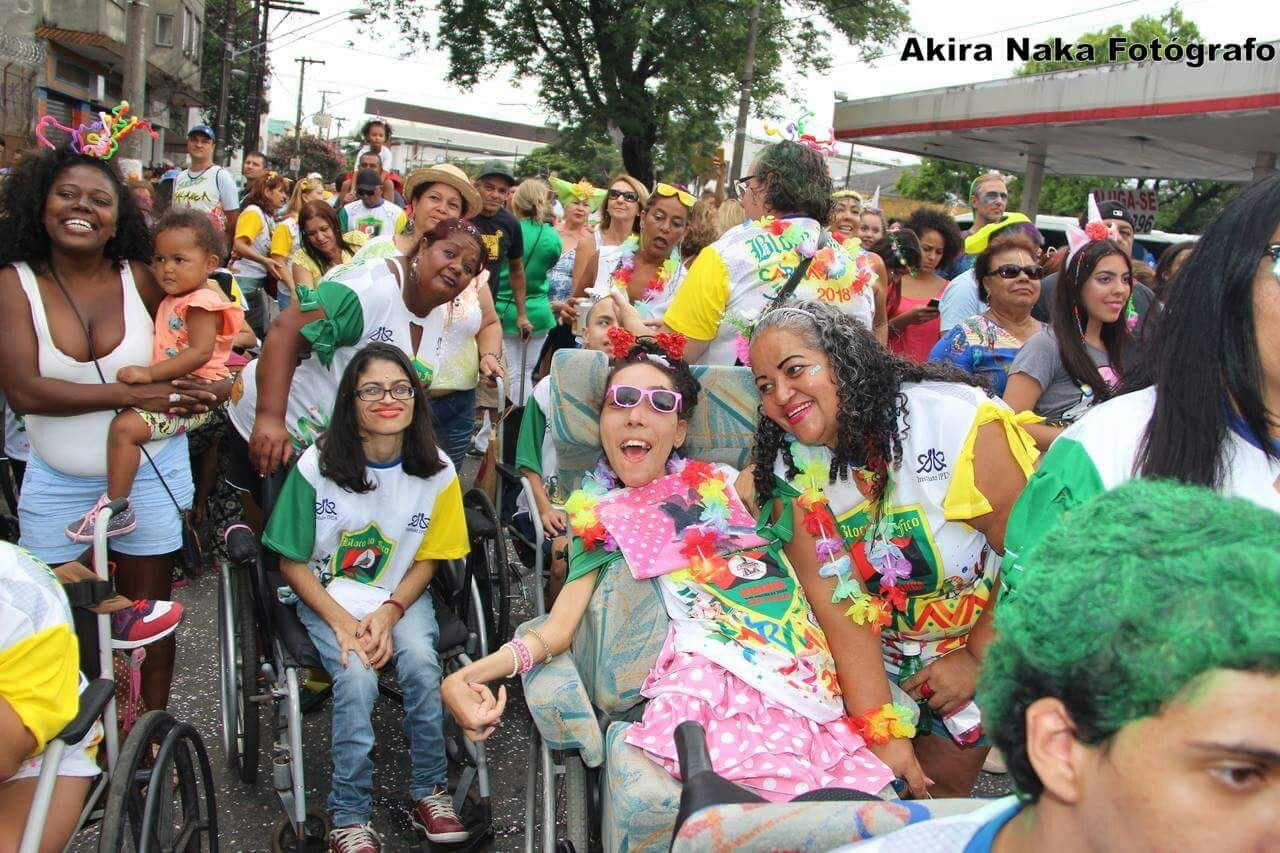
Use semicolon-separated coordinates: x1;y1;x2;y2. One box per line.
403;163;483;220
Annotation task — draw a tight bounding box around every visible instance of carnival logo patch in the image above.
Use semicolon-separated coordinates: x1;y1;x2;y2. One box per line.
331;523;395;584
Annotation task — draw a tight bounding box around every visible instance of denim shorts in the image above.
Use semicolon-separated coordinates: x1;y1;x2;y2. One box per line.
19;437;194;564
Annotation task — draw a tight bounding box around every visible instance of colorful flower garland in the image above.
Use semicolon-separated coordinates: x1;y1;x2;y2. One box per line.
846;702;917;745
610;235;681;305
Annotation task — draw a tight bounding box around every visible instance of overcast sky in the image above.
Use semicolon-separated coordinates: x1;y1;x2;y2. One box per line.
265;0;1272;164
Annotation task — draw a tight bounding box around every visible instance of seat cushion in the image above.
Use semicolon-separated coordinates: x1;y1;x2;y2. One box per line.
601;722;682;853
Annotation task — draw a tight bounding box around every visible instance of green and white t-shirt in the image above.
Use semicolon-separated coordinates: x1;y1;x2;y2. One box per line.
338;199;406;238
514;376;559;514
1002;386;1280;598
226;257;448;450
263;445;469;612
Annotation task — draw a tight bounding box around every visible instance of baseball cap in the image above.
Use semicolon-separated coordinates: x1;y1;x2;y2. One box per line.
1095;199;1135;228
188;124;215;140
355;168;381;191
476;160;515;184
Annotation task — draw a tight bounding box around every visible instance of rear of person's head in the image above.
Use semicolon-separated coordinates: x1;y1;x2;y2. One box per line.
681;201;722;261
1132;176;1280;487
754;140;832;222
511;178;551;222
980;479;1279;847
320;343;445;492
243;171;288;213
717;198;746;233
1153;239;1196;302
1051;238;1132;404
872;229;923;317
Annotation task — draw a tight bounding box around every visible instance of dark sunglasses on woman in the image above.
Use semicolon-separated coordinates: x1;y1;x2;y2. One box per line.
607;189;639;203
986;264;1044;280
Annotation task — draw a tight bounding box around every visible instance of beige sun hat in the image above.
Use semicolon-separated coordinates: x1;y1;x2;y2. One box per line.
403;163;483;220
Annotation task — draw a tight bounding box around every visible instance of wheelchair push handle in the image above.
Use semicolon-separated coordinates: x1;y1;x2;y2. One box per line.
224;523;258;566
101;497;129;518
674;721;713;779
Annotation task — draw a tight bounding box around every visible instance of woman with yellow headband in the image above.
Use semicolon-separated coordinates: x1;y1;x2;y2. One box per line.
577;183;693;322
269;174;327;300
831;189;889;344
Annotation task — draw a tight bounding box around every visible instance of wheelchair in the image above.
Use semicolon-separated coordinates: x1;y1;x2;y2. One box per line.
19;499;219;852
217;469;497;851
514;349;766;853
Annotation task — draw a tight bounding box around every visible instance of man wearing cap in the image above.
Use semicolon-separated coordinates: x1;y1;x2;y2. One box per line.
338;168;407;238
172;124;240;247
1032;201;1156;323
472;161;530;338
938;213;1043;331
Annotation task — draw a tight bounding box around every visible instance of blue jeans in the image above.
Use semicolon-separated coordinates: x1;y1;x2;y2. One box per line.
428;387;476;472
296;595;447;826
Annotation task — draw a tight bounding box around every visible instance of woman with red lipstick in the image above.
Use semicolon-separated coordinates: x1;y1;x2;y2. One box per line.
748;298;1039;798
264;343;471;849
1004;238;1134;452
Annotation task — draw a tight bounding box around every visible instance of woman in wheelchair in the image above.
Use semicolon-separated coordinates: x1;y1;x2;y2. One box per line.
261;345;471;851
443;335;898;801
747;299;1038;798
0;542;101;853
227;217;490;477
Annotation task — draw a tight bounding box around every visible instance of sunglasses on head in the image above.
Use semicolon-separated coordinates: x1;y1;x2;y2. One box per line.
986;263;1044;280
608;188;639;203
653;183;694;208
605;384;682;414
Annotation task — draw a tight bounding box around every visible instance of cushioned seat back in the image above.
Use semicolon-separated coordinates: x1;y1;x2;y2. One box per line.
548;349;759;498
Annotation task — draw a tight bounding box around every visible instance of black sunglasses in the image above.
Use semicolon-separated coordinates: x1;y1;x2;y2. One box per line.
357;189;378;197
986;263;1044;280
607;189;638;203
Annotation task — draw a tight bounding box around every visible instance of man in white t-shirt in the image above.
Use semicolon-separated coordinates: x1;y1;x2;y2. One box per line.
171;125;240;250
338;169;406;238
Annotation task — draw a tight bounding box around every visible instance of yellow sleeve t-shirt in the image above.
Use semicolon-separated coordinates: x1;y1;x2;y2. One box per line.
661;247;731;346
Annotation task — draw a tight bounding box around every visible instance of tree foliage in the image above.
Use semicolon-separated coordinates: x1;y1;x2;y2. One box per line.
200;0;261;160
292;135;347;182
363;0;909;186
516;127;624;182
898;7;1233;232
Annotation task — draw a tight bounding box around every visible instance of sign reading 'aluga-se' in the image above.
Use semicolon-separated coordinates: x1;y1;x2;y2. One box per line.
1091;188;1159;233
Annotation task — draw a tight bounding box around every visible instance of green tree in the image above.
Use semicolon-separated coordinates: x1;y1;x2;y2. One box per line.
896;159;983;204
200;0;260;160
1014;7;1201;75
295;134;346;181
364;0;909;186
516;127;624;182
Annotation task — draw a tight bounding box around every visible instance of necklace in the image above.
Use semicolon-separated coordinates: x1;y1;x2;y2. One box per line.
609;236;679;305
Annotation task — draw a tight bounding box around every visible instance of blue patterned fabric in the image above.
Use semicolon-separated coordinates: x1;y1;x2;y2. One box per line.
520;614;605;766
602;722;682;853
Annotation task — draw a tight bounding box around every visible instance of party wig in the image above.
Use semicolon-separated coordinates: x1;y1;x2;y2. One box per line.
979;478;1280;802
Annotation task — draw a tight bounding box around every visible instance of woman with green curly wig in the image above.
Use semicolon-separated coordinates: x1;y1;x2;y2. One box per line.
847;478;1280;852
631;140;876;363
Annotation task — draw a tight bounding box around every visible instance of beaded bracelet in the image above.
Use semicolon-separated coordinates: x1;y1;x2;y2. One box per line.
504;643;520;678
847;702;918;745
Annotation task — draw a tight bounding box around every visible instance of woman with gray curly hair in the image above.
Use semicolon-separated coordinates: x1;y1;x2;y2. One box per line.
745;298;1039;798
641;141;876;364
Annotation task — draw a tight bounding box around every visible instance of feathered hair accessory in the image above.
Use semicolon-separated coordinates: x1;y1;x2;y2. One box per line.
763;110;837;156
35;101;156;162
1066;195;1120;267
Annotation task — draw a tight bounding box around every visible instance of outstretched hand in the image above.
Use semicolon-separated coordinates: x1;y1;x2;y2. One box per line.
441;676;507;741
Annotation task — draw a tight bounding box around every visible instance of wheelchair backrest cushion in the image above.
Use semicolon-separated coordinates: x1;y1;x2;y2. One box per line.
571;559;669;717
548;349;760;495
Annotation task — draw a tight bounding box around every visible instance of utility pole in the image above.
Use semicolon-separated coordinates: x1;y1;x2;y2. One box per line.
293;57;324;176
245;0;318;154
727;0;761;194
122;0;149;163
215;0;237;163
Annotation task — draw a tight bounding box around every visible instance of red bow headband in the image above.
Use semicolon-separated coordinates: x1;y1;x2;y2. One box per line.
606;326;688;362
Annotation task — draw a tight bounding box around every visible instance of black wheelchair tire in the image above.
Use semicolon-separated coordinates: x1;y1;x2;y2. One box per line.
270;809;329;853
232;563;261;785
462;489;512;646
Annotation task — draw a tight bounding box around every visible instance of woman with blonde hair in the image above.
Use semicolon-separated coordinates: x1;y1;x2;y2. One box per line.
495;179;562;402
269;175;326;300
716;198;746;233
595;173;648;270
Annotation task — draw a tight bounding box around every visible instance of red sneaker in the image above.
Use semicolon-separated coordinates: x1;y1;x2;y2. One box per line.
411;789;468;843
327;824;381;853
110;599;184;649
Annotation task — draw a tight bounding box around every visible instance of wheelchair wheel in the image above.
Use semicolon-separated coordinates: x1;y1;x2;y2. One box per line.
98;710;219;852
462;488;512;645
219;562;260;784
270;809;329;852
563;754;590;853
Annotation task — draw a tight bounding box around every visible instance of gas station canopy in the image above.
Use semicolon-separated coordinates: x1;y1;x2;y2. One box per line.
834;50;1280;211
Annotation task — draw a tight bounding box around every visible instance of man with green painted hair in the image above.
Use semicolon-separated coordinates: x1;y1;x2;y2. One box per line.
846;479;1280;852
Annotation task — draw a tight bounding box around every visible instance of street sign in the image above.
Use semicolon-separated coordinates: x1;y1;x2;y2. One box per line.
288;156;301;173
1091;187;1158;233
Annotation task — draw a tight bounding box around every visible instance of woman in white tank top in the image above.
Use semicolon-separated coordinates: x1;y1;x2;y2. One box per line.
0;148;227;714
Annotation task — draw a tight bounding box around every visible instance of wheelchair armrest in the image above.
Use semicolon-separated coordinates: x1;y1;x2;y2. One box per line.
671;721;766;840
496;461;524;486
55;678;114;745
519;617;606;767
61;578;115;610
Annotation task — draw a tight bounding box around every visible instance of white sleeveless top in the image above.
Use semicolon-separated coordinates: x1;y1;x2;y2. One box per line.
14;261;167;476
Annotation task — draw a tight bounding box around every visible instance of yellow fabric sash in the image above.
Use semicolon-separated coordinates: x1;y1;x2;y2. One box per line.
943;403;1042;521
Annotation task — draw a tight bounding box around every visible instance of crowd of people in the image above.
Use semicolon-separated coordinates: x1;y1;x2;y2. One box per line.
0;107;1276;853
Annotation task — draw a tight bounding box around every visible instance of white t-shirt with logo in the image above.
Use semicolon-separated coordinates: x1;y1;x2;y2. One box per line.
172;165;239;232
339;199;405;238
226;257;447;451
262;445;469;615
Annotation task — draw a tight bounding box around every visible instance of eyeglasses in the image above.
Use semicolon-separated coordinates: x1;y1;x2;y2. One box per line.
357;189;378;197
1265;243;1280;279
735;174;762;190
605;384;682;414
653;183;695;208
607;188;639;203
986;263;1044;280
355;383;416;402
978;191;1009;204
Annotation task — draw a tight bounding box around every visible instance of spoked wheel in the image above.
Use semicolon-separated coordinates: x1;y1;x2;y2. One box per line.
98;710;219;852
462;488;512;645
270;810;329;853
221;563;260;784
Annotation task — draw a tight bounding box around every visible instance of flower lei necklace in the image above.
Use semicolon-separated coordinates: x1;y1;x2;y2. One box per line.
610;235;680;304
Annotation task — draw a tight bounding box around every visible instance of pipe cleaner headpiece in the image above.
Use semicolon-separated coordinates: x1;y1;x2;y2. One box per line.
550;176;606;212
1065;194;1121;267
35;101;157;162
763;110;837;156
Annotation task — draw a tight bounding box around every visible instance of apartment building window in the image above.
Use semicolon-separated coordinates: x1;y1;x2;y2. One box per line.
53;59;93;90
156;13;174;47
182;7;196;56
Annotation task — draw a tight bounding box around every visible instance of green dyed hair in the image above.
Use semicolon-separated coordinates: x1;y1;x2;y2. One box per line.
755;141;833;223
979;478;1280;802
